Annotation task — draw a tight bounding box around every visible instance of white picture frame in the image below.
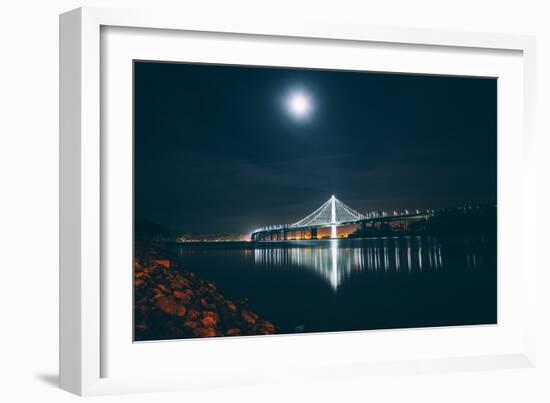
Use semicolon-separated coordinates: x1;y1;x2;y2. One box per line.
60;6;537;396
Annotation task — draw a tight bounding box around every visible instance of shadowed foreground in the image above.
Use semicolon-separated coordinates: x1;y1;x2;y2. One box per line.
134;242;276;341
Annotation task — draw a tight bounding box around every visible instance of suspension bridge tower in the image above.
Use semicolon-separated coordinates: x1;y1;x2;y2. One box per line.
330;195;337;239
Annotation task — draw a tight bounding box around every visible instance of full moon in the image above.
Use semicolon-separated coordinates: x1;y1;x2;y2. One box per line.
285;90;313;121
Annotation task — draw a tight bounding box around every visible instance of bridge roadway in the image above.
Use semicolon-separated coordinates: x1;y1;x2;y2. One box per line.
250;212;429;241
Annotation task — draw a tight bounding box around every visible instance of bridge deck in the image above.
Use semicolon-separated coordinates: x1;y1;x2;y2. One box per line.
251;213;429;240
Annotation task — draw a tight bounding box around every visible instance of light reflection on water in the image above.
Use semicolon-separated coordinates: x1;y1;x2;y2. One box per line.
250;237;481;291
175;236;495;332
177;236;487;292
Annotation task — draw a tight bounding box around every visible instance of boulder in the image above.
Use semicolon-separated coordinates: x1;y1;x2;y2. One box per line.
200;311;218;328
226;328;241;336
152;259;170;268
155;296;186;317
173;289;193;304
134;241;278;341
186;309;200;320
193;327;217;338
183;320;198;329
241;310;257;325
226;301;238;313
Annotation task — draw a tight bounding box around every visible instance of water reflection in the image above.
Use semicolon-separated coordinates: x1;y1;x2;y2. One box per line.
177;236;487;292
174;236;495;333
251;237;481;291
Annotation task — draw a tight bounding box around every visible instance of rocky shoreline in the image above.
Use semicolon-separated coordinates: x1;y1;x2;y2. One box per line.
134;242;276;340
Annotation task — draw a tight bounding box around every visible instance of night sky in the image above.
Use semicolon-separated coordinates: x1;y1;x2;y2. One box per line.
134;61;496;234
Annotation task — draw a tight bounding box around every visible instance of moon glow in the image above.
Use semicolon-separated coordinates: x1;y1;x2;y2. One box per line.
285;90;313;121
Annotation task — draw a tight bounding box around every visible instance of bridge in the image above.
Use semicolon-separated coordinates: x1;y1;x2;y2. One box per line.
250;195;431;241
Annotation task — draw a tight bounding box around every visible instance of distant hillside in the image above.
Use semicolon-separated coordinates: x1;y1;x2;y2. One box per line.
135;219;174;240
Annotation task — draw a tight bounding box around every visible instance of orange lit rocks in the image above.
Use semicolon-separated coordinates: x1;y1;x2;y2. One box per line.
200;311;219;328
193;327;217;337
134;241;277;341
151;259;170;268
155;295;187;317
240;310;258;325
226;328;241;336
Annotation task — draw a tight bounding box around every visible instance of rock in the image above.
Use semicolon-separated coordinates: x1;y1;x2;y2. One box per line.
226;301;237;313
135;270;148;279
194;327;217;338
155;296;186;317
152;259;170;268
183;320;198;329
259;321;275;332
200;298;216;309
134;241;277;341
226;328;241;336
173;290;193;304
187;309;200;320
200;311;219;328
201;311;218;320
241;310;258;324
175;277;193;289
156;284;169;293
172;290;185;299
201;316;217;328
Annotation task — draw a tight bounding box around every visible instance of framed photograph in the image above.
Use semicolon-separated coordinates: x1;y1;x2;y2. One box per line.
60;7;537;396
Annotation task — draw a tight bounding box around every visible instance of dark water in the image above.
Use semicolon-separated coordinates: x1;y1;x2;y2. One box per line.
172;236;496;335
